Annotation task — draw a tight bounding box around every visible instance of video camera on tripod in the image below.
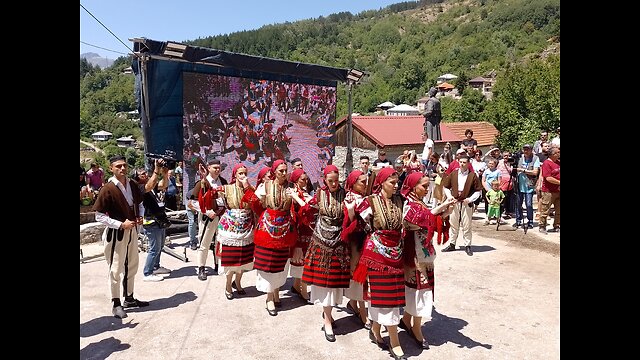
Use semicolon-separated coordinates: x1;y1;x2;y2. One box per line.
146;150;178;170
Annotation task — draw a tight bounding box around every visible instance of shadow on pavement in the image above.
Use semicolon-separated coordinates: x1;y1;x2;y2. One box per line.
469;245;495;253
80;316;138;338
80;336;130;360
422;308;492;349
125;291;198;314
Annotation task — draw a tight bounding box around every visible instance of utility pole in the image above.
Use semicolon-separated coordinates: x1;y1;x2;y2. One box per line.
344;81;354;177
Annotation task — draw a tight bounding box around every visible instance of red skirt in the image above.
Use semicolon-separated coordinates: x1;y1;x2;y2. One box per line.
253;245;289;273
220;243;255;267
367;270;406;308
302;241;350;288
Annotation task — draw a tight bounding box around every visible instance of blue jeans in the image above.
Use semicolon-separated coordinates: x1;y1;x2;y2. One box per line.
143;223;166;276
186;209;198;246
515;192;534;224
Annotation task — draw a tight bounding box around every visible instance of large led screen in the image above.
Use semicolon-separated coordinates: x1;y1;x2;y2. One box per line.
182;72;336;196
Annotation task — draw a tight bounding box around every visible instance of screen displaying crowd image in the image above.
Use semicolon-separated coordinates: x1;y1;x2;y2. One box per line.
182;72;337;200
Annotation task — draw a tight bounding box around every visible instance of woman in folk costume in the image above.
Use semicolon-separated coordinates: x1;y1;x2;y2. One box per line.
287;169;313;304
341;169;371;329
399;172;456;350
350;167;407;360
255;166;271;187
214;164;256;300
298;165;350;343
242;159;296;316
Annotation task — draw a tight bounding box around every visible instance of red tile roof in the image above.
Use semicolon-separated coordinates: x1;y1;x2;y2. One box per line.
443;121;499;146
337;116;499;147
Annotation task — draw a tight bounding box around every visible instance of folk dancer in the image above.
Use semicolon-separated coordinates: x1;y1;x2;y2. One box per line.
399;172;456;350
299;165;350;342
93;155;147;319
341;169;371;329
242;159;296;316
352;168;407;360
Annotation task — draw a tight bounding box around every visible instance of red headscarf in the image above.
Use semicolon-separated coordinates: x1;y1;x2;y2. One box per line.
345;170;364;192
271;159;286;176
323;164;339;176
400;172;425;198
372;167;397;194
230;164;247;183
289;169;304;184
257;167;270;186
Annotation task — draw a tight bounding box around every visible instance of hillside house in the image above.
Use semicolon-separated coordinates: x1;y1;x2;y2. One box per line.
468;76;495;98
336;116;499;160
91;130;113;141
116;136;136;148
386;104;420;116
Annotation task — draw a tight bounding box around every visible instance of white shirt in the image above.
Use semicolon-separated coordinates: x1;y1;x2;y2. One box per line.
421;138;434;161
443;168;481;203
95;176;145;229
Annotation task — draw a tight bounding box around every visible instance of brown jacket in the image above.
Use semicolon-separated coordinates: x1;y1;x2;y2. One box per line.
441;169;483;200
93;180;143;222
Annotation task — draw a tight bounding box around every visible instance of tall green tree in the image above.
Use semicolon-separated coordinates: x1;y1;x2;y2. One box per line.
484;55;560;150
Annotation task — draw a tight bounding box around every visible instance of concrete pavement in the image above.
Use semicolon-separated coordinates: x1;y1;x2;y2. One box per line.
80;213;559;360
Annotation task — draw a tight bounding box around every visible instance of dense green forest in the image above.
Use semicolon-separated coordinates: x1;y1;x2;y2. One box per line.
80;0;560;158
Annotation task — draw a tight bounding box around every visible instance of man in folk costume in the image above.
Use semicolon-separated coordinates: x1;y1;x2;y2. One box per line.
297;165;350;343
242;159;296;316
213;164;256;300
441;154;483;256
193;156;228;281
287;168;313;304
352;167;407;360
93;155;147;319
341;169;372;330
399;172;457;349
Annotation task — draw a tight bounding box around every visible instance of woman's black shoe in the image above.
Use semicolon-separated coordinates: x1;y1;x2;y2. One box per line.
420;338;430;350
322;312;337;328
398;319;410;332
389;347;407;360
369;329;388;350
231;282;246;295
321;325;336;342
266;302;277;316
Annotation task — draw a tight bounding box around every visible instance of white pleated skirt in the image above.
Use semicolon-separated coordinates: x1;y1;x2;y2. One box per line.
404;287;434;319
344;280;364;301
310;285;344;306
368;305;400;326
255;269;287;293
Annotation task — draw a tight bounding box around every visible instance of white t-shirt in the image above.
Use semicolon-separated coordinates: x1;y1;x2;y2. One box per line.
551;136;560;147
421;138;434;160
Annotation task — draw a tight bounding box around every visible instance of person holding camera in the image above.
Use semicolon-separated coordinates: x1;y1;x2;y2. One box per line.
441;155;483;256
135;159;172;282
192;156;228;281
93;155;147;319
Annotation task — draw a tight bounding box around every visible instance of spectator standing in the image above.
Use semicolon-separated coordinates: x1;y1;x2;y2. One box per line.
496;151;516;219
513;145;540;229
86;162;105;192
372;149;391;168
551;127;560;148
420;132;434;168
533;131;549;154
538;148;560;234
460;129;478;153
